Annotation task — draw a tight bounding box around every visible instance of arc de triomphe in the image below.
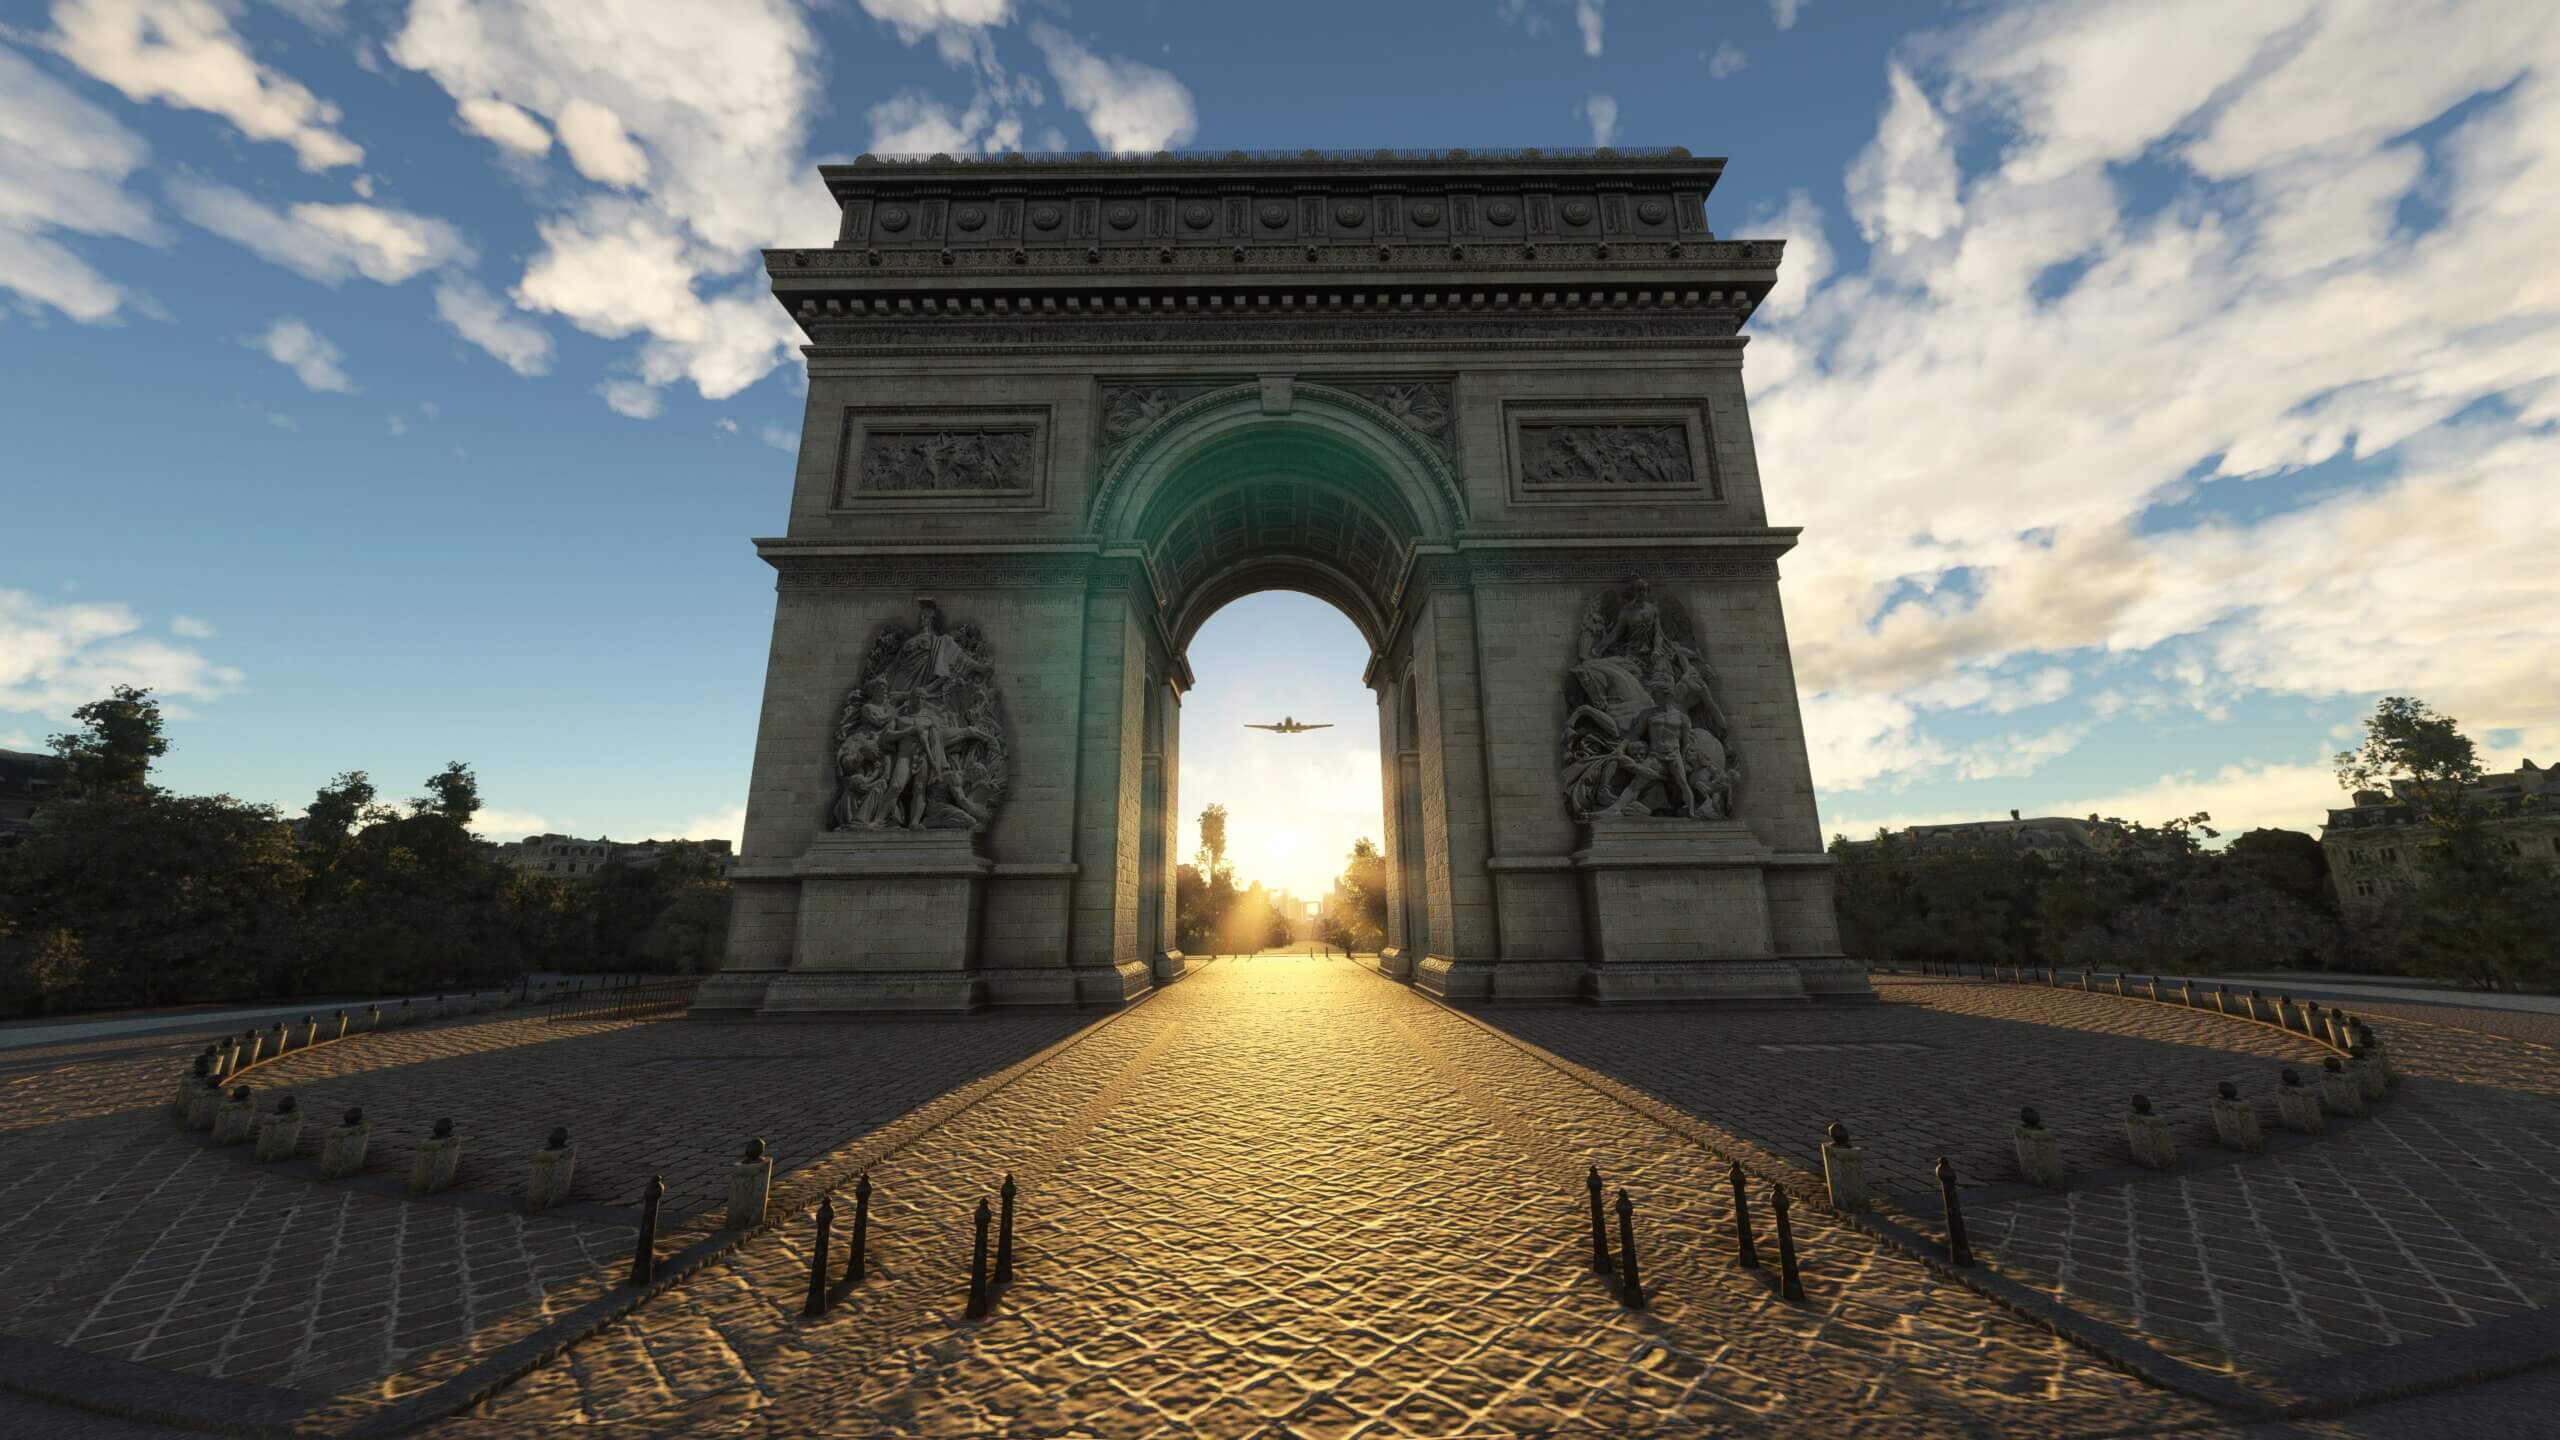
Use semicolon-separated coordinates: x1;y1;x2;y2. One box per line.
693;148;1870;1015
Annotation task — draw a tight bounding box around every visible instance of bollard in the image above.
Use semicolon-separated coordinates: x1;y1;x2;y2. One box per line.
175;1055;212;1116
214;1038;237;1081
2304;1001;2327;1044
2180;979;2197;1009
846;1173;872;1287
802;1194;836;1319
255;1095;304;1161
1727;1161;1760;1268
2146;976;2161;1002
1614;1189;1646;1310
187;1076;224;1130
1769;1183;1806;1301
729;1138;773;1228
367;1002;382;1032
966;1197;992;1320
1820;1122;1869;1212
216;1086;258;1145
2354;1023;2397;1087
2209;1082;2264;1153
2124;1094;2177;1170
268;1020;289;1057
319;1107;370;1178
2013;1106;2066;1187
2246;989;2267;1023
2213;984;2230;1016
2348;1044;2386;1101
331;1009;348;1042
995;1173;1018;1289
397;998;415;1027
627;1175;665;1286
2274;1068;2326;1134
2317;1057;2365;1117
1586;1165;1611;1271
2112;973;2126;997
241;1028;265;1068
527;1127;576;1210
299;1014;318;1049
2332;1011;2357;1052
1933;1157;1974;1266
2080;970;2092;992
410;1118;463;1194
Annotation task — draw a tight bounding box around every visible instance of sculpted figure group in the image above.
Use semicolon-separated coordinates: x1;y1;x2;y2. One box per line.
834;598;1011;831
1561;579;1742;822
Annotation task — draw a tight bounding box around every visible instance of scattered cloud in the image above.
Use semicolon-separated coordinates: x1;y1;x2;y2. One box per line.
169;614;214;638
1770;0;1809;31
1495;0;1552;40
1574;0;1604;57
669;803;745;848
1705;40;1747;79
554;97;650;186
597;377;661;418
716;416;739;433
387;414;407;436
470;806;552;842
456;96;551;156
1029;22;1198;153
433;278;555;375
170;178;471;285
1579;92;1618;148
45;0;364;171
0;588;245;720
0;45;165;323
266;412;297;429
757;423;796;452
248;316;354;392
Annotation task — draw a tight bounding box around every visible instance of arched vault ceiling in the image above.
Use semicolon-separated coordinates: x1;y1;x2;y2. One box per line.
1148;476;1408;658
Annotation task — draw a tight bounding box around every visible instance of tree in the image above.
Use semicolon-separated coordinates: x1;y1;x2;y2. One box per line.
1179;803;1240;953
412;761;481;826
48;684;168;796
2336;696;2482;826
1319;837;1391;953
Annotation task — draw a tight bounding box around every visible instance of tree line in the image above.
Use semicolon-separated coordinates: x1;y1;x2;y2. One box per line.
1173;803;1296;954
0;687;731;1015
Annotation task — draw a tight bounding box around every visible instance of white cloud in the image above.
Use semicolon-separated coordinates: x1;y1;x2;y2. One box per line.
387;413;407;436
0;45;165;323
1770;0;1809;30
597;377;660;418
1844;64;1961;254
170;178;472;284
266;411;297;429
1029;22;1198;154
1495;0;1552;39
715;416;738;433
510;200;799;400
858;0;1012;45
1705;40;1747;79
456;96;551;155
470;806;552;842
1574;0;1604;57
1580;92;1618;148
0;589;245;719
170;614;214;638
757;422;796;452
433;277;555;375
1744;188;1829;321
249;315;354;392
668;803;744;848
555;97;650;186
45;0;364;171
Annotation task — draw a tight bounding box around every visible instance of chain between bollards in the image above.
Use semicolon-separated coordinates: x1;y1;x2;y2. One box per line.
1770;1182;1806;1301
965;1196;993;1320
1585;1165;1611;1271
1727;1160;1760;1268
802;1194;835;1318
627;1175;665;1286
1614;1189;1646;1310
1933;1157;1973;1267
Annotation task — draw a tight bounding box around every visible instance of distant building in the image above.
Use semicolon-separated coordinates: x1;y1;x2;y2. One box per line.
1831;810;2111;863
2319;760;2560;916
0;747;65;847
496;832;735;879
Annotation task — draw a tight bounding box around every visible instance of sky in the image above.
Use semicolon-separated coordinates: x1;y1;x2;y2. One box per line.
3;0;2557;901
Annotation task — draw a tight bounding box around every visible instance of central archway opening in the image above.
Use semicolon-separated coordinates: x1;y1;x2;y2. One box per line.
1175;590;1388;955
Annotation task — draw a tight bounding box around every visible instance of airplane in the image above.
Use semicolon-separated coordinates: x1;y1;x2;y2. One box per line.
1245;716;1334;734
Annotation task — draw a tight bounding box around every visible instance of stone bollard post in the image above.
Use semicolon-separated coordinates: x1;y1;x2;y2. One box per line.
1726;1161;1760;1269
241;1028;265;1068
2124;1094;2177;1170
366;1003;382;1032
255;1095;304;1162
2013;1106;2066;1187
299;1014;318;1049
2181;979;2197;1008
527;1127;577;1211
397;998;415;1027
1819;1123;1869;1212
1614;1189;1647;1310
966;1197;993;1320
430;994;448;1022
2112;973;2127;997
2304;1001;2327;1044
2210;1082;2264;1153
2354;1023;2397;1087
175;1055;212;1115
2348;1045;2387;1101
2317;1057;2366;1117
268;1019;289;1057
846;1173;873;1287
2213;984;2230;1016
2080;970;2093;992
319;1107;370;1178
995;1173;1017;1289
331;1010;348;1042
215;1086;258;1145
728;1138;773;1228
803;1194;836;1319
2274;1069;2326;1133
214;1038;237;1081
1769;1183;1807;1301
2146;976;2162;1002
187;1076;224;1130
410;1118;463;1194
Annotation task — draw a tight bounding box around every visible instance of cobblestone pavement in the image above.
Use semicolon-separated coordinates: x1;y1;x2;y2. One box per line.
427;956;2201;1439
0;1000;1109;1415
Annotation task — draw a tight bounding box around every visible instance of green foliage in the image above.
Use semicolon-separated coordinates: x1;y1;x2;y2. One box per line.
2336;696;2483;825
1318;837;1390;953
48;684;169;796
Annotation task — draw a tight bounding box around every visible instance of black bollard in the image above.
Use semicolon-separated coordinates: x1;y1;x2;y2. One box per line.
847;1172;872;1287
802;1194;835;1318
995;1172;1017;1288
627;1175;665;1286
1934;1157;1973;1267
966;1197;992;1320
1727;1160;1760;1269
1770;1182;1806;1301
1585;1165;1611;1271
1614;1189;1646;1310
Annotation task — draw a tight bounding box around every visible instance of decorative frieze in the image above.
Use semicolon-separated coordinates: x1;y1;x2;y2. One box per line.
1505;402;1718;503
834;408;1049;510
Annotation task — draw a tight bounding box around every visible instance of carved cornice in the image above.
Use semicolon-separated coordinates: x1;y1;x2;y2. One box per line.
801;311;1748;356
762;542;1102;591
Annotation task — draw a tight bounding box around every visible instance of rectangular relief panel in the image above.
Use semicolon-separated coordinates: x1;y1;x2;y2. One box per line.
1502;400;1719;506
833;406;1052;511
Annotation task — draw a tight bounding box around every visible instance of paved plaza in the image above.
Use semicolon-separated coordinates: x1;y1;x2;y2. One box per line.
1;956;2555;1437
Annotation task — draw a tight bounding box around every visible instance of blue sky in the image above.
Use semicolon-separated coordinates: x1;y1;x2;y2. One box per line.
4;0;2556;899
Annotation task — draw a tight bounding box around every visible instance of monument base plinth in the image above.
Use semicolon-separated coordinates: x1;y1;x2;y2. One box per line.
753;829;993;1014
1557;816;1872;1004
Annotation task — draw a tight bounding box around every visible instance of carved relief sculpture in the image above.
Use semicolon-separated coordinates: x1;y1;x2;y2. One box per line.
1519;423;1695;488
1561;579;1741;822
834;598;1011;831
859;430;1034;491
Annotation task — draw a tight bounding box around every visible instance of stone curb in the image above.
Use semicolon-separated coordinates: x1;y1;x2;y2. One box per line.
0;966;1197;1440
1404;970;2560;1426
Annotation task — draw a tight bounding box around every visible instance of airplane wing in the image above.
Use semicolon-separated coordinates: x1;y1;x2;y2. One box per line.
1245;723;1283;731
1304;723;1334;730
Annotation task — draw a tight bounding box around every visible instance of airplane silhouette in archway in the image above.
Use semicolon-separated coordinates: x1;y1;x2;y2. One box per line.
1245;716;1333;734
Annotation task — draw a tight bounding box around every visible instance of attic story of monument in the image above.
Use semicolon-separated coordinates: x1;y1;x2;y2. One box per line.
692;147;1870;1016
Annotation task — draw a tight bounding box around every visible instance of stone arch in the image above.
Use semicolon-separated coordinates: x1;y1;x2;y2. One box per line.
1094;381;1464;543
